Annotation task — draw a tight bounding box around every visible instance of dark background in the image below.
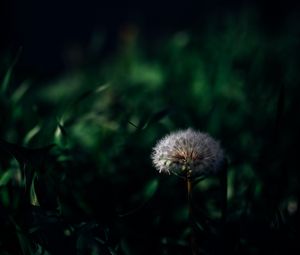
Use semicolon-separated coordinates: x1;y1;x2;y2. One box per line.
1;0;299;79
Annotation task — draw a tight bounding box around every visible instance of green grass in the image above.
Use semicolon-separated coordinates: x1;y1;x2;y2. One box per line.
1;11;300;255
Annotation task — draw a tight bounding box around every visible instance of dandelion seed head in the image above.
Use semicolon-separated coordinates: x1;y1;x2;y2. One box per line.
151;128;224;178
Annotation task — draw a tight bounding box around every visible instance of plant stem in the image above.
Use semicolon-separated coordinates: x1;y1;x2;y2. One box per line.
187;174;197;255
187;177;192;204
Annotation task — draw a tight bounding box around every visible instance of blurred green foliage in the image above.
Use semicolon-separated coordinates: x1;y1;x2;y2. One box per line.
1;10;300;255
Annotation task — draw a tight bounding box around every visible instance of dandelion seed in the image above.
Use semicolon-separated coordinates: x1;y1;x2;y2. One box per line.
151;128;224;178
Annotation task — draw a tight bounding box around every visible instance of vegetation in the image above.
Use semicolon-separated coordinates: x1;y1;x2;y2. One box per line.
1;10;299;255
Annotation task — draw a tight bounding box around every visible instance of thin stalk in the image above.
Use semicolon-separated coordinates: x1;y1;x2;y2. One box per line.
187;177;192;204
186;171;193;216
187;173;197;255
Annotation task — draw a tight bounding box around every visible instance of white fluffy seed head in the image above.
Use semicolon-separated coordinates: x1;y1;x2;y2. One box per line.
151;128;224;178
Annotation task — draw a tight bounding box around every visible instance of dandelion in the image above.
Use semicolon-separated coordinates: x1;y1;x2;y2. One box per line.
151;128;224;179
152;128;226;253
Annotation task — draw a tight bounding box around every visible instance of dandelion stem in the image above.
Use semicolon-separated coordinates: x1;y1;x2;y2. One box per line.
187;177;192;203
187;174;197;255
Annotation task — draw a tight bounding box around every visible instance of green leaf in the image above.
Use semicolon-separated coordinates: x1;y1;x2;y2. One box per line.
54;120;69;146
0;170;13;186
143;178;159;199
74;83;110;105
11;81;30;104
61;83;110;124
139;108;171;130
1;47;22;94
30;173;39;206
16;229;34;255
9;216;34;255
0;188;10;207
118;179;158;217
0;138;54;170
23;125;41;146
